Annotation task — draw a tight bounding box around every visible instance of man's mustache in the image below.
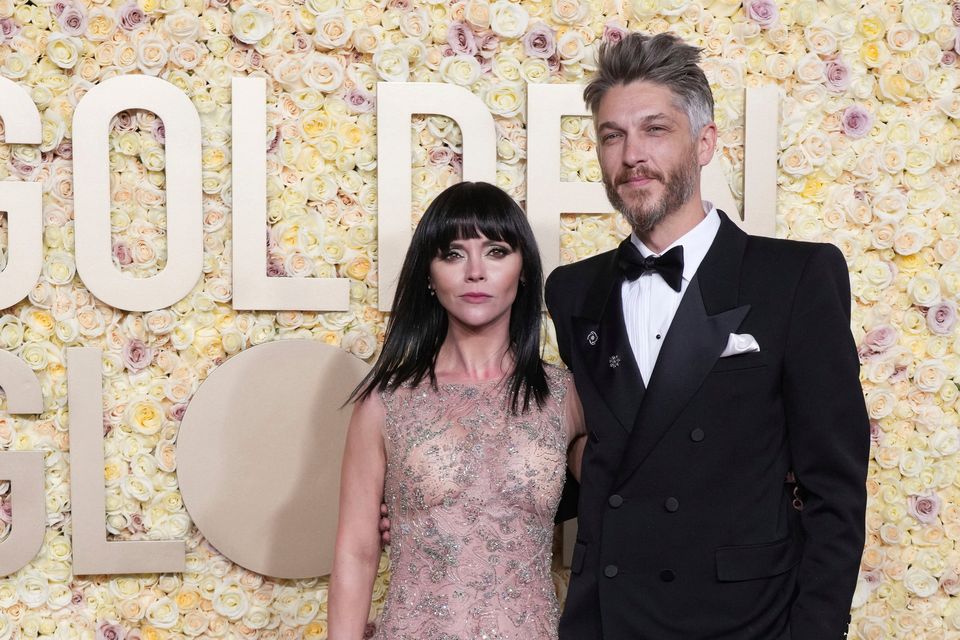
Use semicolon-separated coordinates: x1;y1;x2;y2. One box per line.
616;169;664;185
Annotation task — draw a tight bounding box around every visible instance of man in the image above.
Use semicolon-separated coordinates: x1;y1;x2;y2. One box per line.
545;33;869;639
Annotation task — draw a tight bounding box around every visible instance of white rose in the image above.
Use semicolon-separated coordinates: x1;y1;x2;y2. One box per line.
232;5;274;45
373;46;409;82
907;272;941;305
137;36;170;74
302;54;345;92
213;582;250;620
903;567;938;597
440;54;481;86
314;10;353;49
902;1;942;35
145;596;180;629
489;0;529;38
914;359;948;392
46;34;81;69
483;82;524;117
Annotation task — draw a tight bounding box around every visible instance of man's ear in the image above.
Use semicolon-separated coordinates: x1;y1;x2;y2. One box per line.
697;122;718;167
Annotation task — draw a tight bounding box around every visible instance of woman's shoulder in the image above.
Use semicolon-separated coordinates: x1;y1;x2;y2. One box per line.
542;362;572;399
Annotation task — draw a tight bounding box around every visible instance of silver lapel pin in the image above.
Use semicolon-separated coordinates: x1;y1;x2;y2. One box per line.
587;330;598;346
609;355;621;368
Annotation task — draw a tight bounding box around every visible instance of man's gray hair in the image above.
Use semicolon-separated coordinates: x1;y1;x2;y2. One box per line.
584;32;714;136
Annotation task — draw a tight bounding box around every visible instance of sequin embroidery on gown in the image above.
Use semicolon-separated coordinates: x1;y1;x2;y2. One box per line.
374;365;571;640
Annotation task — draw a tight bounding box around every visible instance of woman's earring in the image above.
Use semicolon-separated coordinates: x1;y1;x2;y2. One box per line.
427;283;435;296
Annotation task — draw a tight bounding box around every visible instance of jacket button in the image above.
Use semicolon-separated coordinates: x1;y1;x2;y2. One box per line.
660;569;676;582
604;565;619;578
608;494;623;508
690;428;705;442
665;497;679;512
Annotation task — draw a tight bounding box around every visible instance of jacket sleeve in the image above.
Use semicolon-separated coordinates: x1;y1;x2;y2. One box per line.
782;243;869;639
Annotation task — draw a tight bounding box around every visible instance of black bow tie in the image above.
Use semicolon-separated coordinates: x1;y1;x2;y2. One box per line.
617;242;684;292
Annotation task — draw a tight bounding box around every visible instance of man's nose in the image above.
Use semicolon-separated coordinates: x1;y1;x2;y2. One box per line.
622;135;649;167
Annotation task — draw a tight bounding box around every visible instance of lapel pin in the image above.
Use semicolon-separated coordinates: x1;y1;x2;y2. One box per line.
609;355;621;368
587;330;598;346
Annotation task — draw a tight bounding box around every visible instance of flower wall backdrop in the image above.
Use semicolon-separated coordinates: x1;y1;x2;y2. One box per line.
0;0;957;637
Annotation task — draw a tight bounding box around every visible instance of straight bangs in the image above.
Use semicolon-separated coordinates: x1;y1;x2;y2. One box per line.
424;184;525;256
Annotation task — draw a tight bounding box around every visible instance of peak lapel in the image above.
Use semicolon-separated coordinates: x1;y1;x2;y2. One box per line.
571;239;645;433
614;212;751;487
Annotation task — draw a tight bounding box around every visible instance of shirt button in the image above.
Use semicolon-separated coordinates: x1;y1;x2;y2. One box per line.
608;494;623;508
604;565;619;578
660;569;676;582
690;428;705;442
665;497;679;512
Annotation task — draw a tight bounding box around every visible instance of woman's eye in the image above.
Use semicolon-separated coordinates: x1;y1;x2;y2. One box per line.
442;250;463;260
487;246;511;257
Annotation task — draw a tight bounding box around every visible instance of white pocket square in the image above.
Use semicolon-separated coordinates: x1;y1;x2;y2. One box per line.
720;333;760;358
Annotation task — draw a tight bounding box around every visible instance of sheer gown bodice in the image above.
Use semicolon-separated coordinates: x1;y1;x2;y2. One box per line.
374;365;571;640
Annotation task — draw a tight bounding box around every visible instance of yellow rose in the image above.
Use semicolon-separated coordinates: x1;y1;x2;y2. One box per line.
859;41;889;68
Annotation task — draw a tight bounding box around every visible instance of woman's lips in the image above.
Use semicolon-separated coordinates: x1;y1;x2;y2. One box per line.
461;293;492;302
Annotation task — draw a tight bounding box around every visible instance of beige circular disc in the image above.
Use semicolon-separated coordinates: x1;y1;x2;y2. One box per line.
177;339;370;578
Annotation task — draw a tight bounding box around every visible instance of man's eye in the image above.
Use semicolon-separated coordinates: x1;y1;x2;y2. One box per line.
601;132;621;143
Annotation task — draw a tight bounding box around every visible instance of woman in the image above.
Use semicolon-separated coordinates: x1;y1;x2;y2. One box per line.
329;181;586;640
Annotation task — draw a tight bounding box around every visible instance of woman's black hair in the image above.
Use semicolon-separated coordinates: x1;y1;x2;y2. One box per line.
349;181;548;414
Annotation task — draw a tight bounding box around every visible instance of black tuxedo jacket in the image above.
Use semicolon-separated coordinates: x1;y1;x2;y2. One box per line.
545;212;869;640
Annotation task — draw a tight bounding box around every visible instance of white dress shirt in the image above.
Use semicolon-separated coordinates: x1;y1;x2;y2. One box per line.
622;203;721;385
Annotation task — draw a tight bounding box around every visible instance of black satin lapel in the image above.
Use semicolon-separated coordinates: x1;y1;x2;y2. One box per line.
614;277;750;487
571;301;645;433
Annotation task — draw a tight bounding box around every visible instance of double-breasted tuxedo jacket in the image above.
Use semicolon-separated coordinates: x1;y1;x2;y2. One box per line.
545;212;869;640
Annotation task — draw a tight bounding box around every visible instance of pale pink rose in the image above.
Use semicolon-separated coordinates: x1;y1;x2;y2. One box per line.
55;140;73;159
603;22;628;44
908;492;941;524
71;589;84;606
523;22;556;59
869;420;882;446
745;0;779;29
0;18;20;43
127;513;146;534
57;5;87;36
50;0;69;17
117;3;146;31
266;130;281;155
941;569;960;596
858;324;898;359
476;30;499;58
122;339;154;372
427;147;455;167
169;402;189;421
953;2;960;25
10;157;39;180
345;88;375;114
861;569;882;586
943;51;957;66
113;242;133;266
387;0;411;9
824;58;851;92
0;497;11;524
96;621;127;640
447;21;478;56
926;300;957;335
208;0;230;7
151;119;165;144
111;110;135;132
841;104;873;138
267;256;287;277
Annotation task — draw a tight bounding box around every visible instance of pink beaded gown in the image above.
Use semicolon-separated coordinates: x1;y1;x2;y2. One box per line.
373;365;572;640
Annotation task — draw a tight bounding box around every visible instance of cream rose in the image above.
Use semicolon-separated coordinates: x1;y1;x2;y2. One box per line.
232;5;273;45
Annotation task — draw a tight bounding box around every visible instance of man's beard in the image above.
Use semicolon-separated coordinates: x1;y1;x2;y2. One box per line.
603;150;699;236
